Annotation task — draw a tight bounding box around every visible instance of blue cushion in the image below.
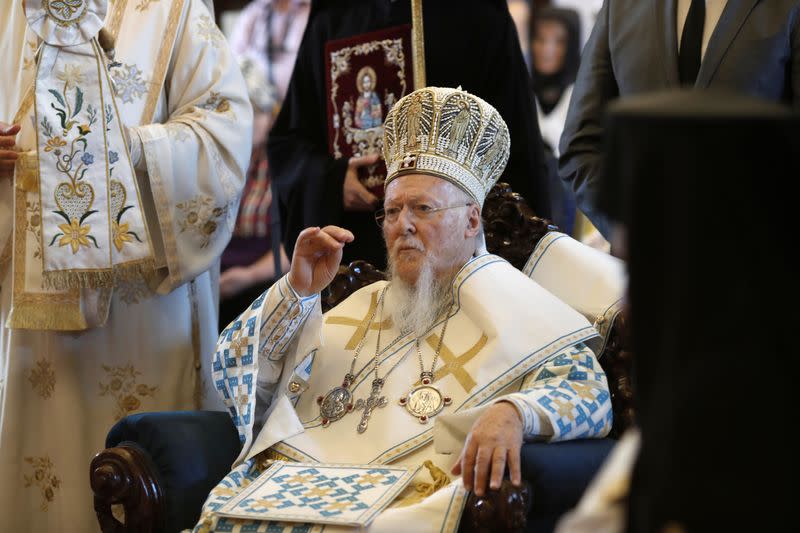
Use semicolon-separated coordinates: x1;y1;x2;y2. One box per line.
106;410;241;532
521;439;616;533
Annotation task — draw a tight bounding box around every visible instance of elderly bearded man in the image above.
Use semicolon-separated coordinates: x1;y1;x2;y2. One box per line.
195;87;611;533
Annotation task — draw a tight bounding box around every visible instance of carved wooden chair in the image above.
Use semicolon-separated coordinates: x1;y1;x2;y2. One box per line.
90;183;634;533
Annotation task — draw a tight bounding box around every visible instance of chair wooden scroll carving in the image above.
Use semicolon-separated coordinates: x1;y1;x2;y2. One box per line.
90;443;164;533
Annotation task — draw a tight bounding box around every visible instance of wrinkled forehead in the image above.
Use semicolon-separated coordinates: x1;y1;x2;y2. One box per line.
384;173;467;204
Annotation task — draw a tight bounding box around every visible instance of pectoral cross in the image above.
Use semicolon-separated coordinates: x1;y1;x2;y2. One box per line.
355;378;388;433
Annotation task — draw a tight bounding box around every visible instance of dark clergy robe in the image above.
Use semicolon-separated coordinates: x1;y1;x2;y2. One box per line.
268;0;549;268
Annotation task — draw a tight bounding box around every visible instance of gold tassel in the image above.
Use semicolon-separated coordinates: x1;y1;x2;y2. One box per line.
393;460;451;508
97;28;116;60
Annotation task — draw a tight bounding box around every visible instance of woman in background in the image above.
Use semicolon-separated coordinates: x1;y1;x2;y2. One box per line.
530;7;581;159
530;7;582;235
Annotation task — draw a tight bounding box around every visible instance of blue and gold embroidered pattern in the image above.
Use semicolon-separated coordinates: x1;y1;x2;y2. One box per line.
213;277;319;448
502;343;612;440
215;462;418;527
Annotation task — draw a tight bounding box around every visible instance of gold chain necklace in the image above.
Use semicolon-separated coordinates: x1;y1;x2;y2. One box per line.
398;305;454;423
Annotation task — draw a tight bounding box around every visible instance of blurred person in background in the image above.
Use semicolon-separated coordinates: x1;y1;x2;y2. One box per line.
530;7;582;234
219;0;310;329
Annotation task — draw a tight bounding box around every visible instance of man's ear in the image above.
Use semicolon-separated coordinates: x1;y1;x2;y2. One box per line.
465;204;482;238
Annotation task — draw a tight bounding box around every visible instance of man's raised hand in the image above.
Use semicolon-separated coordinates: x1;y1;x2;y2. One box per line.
0;123;21;180
287;226;354;297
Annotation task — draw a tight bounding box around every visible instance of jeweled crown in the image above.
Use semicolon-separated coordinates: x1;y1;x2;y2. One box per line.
382;87;510;206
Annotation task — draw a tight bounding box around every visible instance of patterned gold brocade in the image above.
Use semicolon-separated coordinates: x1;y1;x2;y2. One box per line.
136;0;160;12
108;0;130;39
14;151;39;192
140;0;186;125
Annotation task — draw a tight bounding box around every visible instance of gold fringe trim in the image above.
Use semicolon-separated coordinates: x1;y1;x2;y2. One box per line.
393;460;451;508
42;257;156;291
7;299;87;331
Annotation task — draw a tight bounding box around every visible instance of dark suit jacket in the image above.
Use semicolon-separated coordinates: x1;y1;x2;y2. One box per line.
559;0;800;238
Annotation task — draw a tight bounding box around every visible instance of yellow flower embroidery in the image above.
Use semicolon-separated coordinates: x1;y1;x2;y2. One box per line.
26;359;56;399
112;221;133;252
77;124;91;135
99;364;158;421
176;195;227;248
23;456;61;511
57;218;91;254
56;64;83;89
44;137;67;153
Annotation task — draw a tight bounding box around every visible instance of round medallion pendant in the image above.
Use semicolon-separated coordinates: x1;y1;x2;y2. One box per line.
400;385;452;423
317;386;354;427
45;0;88;27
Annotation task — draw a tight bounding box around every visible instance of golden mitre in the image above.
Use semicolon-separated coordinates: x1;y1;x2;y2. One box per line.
382;86;510;206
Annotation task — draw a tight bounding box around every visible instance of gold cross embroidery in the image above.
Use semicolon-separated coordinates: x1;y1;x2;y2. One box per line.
285;474;315;484
229;328;249;357
325;291;393;350
325;500;352;512
416;333;488;393
305;486;335;498
570;381;598;401
356;473;386;485
554;398;576;421
252;498;281;510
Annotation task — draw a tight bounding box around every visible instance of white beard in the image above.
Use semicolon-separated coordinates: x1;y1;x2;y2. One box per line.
386;258;453;339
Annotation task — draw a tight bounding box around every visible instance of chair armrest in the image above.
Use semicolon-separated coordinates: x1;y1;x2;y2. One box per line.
91;410;240;533
459;439;615;533
523;439;616;533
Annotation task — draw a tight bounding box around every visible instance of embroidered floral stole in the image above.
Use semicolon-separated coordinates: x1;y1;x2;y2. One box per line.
7;0;184;330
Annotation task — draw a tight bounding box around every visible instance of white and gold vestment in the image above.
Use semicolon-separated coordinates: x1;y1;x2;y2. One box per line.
0;1;251;530
195;254;612;533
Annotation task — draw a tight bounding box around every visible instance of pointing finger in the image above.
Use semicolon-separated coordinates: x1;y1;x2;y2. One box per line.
320;226;355;244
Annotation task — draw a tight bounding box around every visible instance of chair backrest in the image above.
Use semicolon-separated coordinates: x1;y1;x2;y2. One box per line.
321;182;634;436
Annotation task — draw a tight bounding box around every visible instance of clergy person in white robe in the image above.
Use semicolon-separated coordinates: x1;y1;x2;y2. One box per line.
0;0;251;530
193;87;611;533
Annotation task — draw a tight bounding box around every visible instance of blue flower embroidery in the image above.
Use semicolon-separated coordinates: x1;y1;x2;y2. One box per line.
109;151;119;164
81;152;94;166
